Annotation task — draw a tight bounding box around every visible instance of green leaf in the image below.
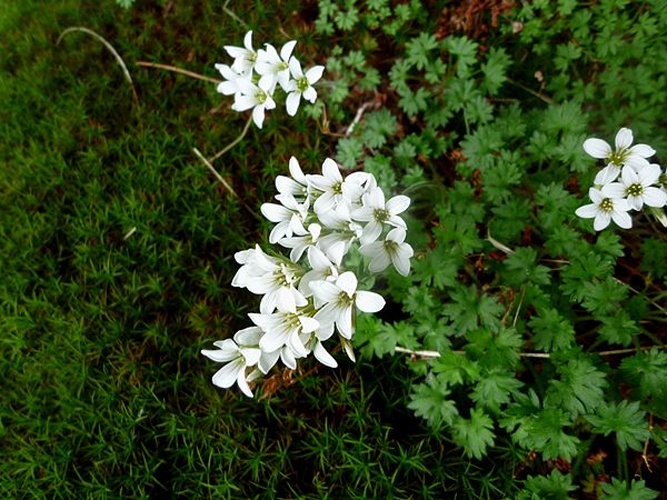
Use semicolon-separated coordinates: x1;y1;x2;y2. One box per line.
405;32;439;70
620;349;667;416
586;400;650;452
452;408;495;459
506;407;580;460
408;375;459;427
432;350;480;386
600;478;658;500
503;247;551;287
598;310;639;347
481;47;511;95
545;357;607;418
528;307;575;352
519;469;576;500
470;369;524;414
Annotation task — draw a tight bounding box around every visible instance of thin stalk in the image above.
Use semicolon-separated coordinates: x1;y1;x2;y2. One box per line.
208;116;253;163
135;61;221;84
57;27;139;107
192;147;259;220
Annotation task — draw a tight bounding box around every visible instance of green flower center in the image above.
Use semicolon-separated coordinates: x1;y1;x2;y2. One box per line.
337;291;354;307
296;76;310;93
626;182;644;197
277;61;289;72
608;149;629;166
373;208;390;223
332;181;343;195
599;198;614;212
255;90;267;104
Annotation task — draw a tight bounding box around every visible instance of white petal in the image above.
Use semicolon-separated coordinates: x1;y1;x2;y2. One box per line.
637;163;661;186
337;306;353;338
575;204;599;219
313;341;338;368
355;291;386;313
615;128;633;149
236;371;254;398
288;57;303;79
601;182;625;199
337;272;358;296
285;91;301;116
629;143;656;158
305;65;325;84
211;358;244;388
594;165;620;185
612;210;632;229
643;187;667;208
386;195;411;214
583;138;611;159
252;105;266;129
280;40;297;60
280;347;297;370
593;212;612;231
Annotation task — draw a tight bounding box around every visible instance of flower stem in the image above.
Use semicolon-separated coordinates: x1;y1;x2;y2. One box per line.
135;61;221;84
209;116;253;163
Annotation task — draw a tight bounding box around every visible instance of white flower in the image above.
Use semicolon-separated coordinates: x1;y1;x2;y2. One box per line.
280;223;322;263
260;194;308;244
249;310;319;359
285;58;325;116
298;245;338;296
584;127;656;184
231;78;276;129
231;245;279;289
224;30;258;76
575;185;632;231
308;158;364;215
275;156;309;202
615;164;667;211
359;227;414;276
352;186;410;244
214;63;248;96
201;327;263;397
311;271;385;339
255;40;297;93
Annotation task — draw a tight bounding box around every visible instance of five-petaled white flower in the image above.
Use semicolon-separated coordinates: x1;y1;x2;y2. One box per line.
359;227;414;276
613;164;667;211
584;127;656;185
575;185;632;231
255;40;297;93
224;30;258;76
231;78;276;129
311;271;386;339
201;327;263;397
352;186;410;244
285;59;325;117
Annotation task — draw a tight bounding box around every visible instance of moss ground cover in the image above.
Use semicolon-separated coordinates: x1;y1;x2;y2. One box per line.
1;0;666;498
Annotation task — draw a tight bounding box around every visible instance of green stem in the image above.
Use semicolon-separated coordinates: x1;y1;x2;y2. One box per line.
209;116;253;162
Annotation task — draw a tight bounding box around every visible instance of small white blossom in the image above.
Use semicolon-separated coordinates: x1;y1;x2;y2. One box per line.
224;30;258;76
285;58;325;116
311;271;385;339
359;227;414;276
575;185;632;231
584;127;656;185
231;78;276;129
255;40;297;93
352;186;410;244
615;164;667;211
201;327;263;397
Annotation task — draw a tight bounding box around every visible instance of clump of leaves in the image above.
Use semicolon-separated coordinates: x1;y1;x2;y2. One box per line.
316;0;667;496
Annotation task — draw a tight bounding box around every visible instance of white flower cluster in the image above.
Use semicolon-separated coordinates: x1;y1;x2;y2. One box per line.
202;157;413;397
215;30;325;129
575;127;667;231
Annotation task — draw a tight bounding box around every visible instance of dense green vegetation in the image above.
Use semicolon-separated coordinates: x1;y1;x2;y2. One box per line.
1;0;666;498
